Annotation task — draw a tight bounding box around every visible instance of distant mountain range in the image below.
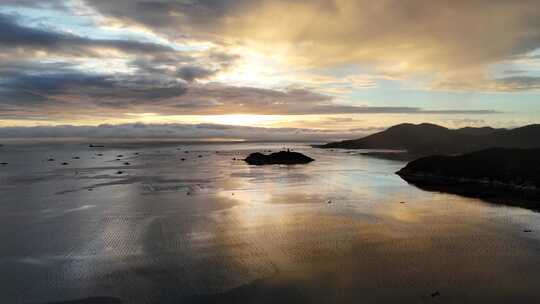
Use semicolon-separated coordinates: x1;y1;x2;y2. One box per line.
318;123;540;156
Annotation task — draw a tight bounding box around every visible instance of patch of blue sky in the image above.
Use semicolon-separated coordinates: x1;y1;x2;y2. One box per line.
488;49;540;78
0;5;96;34
0;5;207;52
348;87;540;113
307;64;367;78
490;63;533;78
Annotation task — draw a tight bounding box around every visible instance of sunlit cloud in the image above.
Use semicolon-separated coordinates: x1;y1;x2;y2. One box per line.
0;0;539;135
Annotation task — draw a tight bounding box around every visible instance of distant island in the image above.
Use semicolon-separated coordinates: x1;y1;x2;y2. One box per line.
396;148;540;200
245;151;314;165
317;123;540;159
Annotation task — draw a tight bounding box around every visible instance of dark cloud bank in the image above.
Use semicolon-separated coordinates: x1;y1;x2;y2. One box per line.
0;123;379;142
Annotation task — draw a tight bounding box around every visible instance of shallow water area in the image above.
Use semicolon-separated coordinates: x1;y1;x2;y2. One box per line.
1;141;540;303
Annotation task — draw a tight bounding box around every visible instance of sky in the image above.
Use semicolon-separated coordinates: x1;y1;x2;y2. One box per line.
1;0;540;140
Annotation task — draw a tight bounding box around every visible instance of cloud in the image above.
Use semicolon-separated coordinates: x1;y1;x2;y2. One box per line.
0;68;187;108
82;0;540;90
0;8;500;119
0;13;173;57
0;67;498;119
492;76;540;91
0;12;238;85
0;123;372;142
432;75;540;92
440;118;488;129
4;1;540;93
86;1;540;67
0;1;66;9
0;1;524;127
176;66;217;82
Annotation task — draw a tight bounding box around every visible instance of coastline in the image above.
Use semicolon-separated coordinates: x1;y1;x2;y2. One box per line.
397;170;540;202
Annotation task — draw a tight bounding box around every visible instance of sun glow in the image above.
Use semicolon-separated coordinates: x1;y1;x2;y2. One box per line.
206;114;284;126
123;113;287;127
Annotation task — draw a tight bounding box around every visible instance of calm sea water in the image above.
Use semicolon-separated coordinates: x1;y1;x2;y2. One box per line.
1;142;540;303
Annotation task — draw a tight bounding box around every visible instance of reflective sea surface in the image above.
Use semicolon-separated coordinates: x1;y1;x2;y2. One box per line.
1;142;540;303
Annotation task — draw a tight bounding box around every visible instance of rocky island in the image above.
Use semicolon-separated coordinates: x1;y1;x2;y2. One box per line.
245;151;314;165
396;148;540;199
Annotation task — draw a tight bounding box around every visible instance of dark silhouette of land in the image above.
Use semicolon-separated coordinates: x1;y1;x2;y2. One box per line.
245;151;314;165
44;297;122;304
396;148;540;202
318;123;540;158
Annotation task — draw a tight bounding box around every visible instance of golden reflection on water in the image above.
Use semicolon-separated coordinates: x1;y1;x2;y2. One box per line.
209;148;540;304
2;143;540;303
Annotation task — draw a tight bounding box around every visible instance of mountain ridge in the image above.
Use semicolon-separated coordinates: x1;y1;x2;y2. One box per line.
318;123;540;156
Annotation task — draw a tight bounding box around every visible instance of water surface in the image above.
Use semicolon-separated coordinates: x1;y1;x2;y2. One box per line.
1;142;539;303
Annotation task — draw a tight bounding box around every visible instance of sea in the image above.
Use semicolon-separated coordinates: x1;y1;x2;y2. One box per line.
1;141;540;303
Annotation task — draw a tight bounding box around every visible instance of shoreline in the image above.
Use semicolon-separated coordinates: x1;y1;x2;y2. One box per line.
397;170;540;202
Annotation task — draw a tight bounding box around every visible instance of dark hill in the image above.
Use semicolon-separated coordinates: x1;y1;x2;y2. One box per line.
318;123;540;156
396;148;540;199
245;151;314;165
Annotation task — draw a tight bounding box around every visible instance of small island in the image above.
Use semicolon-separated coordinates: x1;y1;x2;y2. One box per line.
245;151;314;165
396;148;540;199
